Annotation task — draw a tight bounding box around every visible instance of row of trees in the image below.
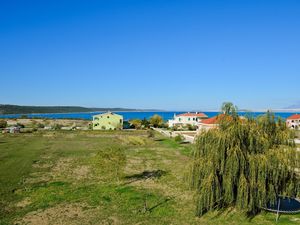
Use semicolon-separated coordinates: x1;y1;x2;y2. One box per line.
189;102;299;216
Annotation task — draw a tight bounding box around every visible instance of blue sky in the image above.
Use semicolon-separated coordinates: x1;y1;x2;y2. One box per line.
0;0;299;110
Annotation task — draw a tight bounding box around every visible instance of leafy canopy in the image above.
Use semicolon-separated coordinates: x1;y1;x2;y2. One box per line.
189;103;299;216
149;114;163;128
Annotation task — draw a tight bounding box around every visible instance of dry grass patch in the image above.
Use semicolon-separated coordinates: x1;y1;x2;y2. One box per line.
15;203;97;225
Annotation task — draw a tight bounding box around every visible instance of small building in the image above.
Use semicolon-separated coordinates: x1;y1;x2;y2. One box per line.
286;114;300;130
92;112;123;130
168;112;208;128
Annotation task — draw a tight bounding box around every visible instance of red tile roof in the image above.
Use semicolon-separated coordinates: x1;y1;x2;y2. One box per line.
200;114;241;125
177;112;208;118
200;114;225;124
287;114;300;120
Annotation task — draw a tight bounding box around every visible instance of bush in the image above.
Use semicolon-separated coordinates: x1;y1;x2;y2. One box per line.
149;114;163;128
174;134;184;142
16;123;25;128
147;129;155;138
129;119;142;129
141;118;150;128
172;125;178;131
36;123;45;128
0;120;7;128
53;124;62;130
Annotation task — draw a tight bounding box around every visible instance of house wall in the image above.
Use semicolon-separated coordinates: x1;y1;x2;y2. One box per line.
92;114;123;130
286;119;300;130
168;116;202;127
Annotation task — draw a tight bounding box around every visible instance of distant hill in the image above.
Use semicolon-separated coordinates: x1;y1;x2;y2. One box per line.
285;102;300;110
0;104;157;114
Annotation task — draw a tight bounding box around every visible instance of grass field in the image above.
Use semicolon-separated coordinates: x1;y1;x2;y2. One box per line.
0;130;300;225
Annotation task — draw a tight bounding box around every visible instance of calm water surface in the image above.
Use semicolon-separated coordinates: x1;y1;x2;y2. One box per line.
0;111;299;121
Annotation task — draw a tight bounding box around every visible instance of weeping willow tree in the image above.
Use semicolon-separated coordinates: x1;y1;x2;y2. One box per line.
190;103;299;216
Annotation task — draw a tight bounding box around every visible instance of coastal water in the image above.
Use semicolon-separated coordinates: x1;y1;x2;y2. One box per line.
0;111;299;121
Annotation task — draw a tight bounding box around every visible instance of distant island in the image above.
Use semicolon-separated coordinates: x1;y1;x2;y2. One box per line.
0;104;161;114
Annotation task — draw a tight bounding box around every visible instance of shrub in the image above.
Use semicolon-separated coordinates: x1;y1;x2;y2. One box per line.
186;124;197;131
149;114;163;128
53;124;62;130
141;118;150;128
0;120;7;128
129;119;142;129
174;134;184;142
36;123;45;128
16;123;25;128
147;129;155;138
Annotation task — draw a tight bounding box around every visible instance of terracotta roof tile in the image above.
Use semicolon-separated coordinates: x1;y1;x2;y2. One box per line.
177;112;208;118
287;114;300;120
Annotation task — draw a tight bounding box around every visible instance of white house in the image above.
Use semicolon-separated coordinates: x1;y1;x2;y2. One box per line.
286;114;300;130
168;112;208;128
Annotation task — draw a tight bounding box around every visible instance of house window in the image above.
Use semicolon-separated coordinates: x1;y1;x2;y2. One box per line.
107;116;110;118
120;119;122;123
188;118;190;121
179;118;181;122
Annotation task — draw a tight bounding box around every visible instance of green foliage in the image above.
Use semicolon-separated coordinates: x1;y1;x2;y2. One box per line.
53;124;62;130
150;114;163;128
37;123;45;128
130;119;142;129
16;123;25;128
172;125;179;131
190;110;299;216
186;124;197;131
141;117;150;128
147;129;155;138
0;120;7;128
174;134;184;143
221;102;238;117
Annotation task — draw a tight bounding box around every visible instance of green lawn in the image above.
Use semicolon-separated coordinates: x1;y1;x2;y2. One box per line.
0;130;299;225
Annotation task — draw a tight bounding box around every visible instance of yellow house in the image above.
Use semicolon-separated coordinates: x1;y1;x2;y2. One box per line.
92;112;123;130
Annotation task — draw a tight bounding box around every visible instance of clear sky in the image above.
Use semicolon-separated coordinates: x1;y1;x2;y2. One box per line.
0;0;299;110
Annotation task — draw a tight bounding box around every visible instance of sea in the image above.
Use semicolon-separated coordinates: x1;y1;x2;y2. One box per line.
0;111;299;121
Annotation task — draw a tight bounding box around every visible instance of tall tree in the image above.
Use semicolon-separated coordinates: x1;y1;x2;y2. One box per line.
221;102;237;116
189;107;299;216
